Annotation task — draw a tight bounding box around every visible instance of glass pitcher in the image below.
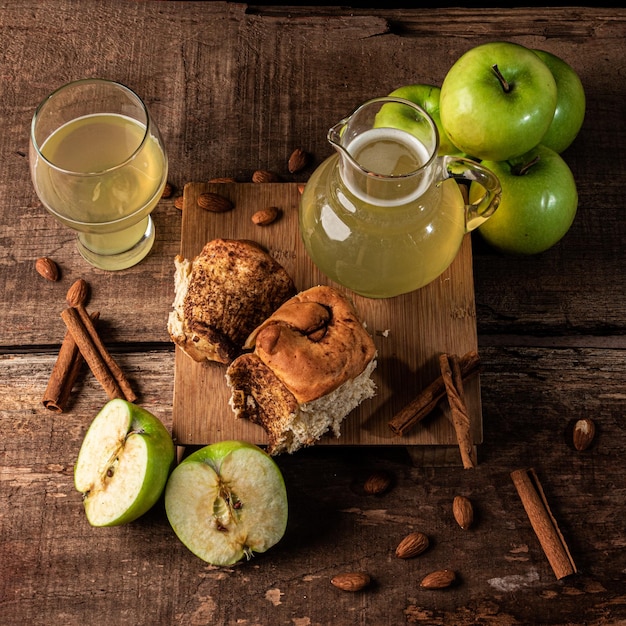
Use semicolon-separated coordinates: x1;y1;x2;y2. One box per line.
299;97;502;298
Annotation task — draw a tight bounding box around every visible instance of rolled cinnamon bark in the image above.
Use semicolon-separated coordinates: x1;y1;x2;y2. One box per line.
42;311;99;412
440;353;476;469
388;350;480;436
60;307;136;402
511;468;577;580
74;304;137;403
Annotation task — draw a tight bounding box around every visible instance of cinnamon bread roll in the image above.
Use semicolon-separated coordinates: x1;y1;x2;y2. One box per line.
167;238;296;364
226;286;377;455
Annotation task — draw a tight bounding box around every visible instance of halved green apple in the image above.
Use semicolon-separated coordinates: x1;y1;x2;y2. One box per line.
164;440;288;566
74;399;175;527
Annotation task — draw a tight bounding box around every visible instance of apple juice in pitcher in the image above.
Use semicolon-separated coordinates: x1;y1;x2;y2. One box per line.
299;97;502;299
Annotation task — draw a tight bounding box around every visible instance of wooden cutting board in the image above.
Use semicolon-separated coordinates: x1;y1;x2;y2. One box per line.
171;182;482;455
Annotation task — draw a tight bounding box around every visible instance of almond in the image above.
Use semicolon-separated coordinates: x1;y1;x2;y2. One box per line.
174;196;184;210
35;257;60;282
197;192;234;213
330;572;371;592
395;531;429;559
66;278;90;307
452;495;474;530
420;569;456;589
288;148;309;173
252;206;281;226
573;418;595;451
161;182;174;198
252;169;280;183
363;470;392;495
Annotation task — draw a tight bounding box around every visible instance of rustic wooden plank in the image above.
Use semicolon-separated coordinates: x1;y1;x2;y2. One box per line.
1;346;626;624
2;3;626;625
171;182;481;447
1;4;625;348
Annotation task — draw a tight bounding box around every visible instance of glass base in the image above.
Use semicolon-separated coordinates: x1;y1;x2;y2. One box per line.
76;216;155;270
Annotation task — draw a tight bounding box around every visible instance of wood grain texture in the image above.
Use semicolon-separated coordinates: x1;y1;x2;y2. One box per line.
1;3;626;625
2;346;626;625
172;182;481;447
1;5;625;347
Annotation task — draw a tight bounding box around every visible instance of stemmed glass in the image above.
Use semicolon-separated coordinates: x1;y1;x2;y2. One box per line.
29;79;168;270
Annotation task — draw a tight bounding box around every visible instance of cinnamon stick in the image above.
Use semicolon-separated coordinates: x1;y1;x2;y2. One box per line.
74;304;137;403
440;353;476;469
42;311;99;412
60;307;136;403
510;468;577;580
388;350;480;436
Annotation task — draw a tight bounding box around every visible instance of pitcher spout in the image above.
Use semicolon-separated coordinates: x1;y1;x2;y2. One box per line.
325;97;441;205
327;117;349;152
327;117;355;174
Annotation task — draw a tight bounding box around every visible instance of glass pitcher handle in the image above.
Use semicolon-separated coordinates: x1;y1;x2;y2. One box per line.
441;155;502;232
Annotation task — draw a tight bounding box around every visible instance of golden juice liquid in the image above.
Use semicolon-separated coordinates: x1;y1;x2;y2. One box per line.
300;128;466;298
34;113;166;258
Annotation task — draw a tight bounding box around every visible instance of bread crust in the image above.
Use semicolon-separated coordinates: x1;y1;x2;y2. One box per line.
249;285;377;403
226;285;377;454
167;238;296;364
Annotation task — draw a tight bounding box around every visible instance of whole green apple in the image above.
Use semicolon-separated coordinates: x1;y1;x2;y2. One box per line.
440;41;558;161
533;49;586;153
472;144;578;255
165;440;288;566
384;84;460;155
74;399;175;527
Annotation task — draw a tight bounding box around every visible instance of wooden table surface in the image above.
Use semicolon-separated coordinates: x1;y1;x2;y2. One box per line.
1;3;625;624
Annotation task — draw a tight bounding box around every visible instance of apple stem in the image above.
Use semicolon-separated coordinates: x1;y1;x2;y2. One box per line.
514;155;541;176
491;64;511;93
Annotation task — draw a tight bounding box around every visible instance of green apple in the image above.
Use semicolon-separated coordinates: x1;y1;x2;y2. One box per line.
165;440;288;566
533;49;586;153
440;41;558;161
383;84;460;156
472;144;578;255
74;399;175;527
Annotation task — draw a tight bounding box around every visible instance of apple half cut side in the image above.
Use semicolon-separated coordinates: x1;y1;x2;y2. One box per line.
164;440;288;566
74;399;175;527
